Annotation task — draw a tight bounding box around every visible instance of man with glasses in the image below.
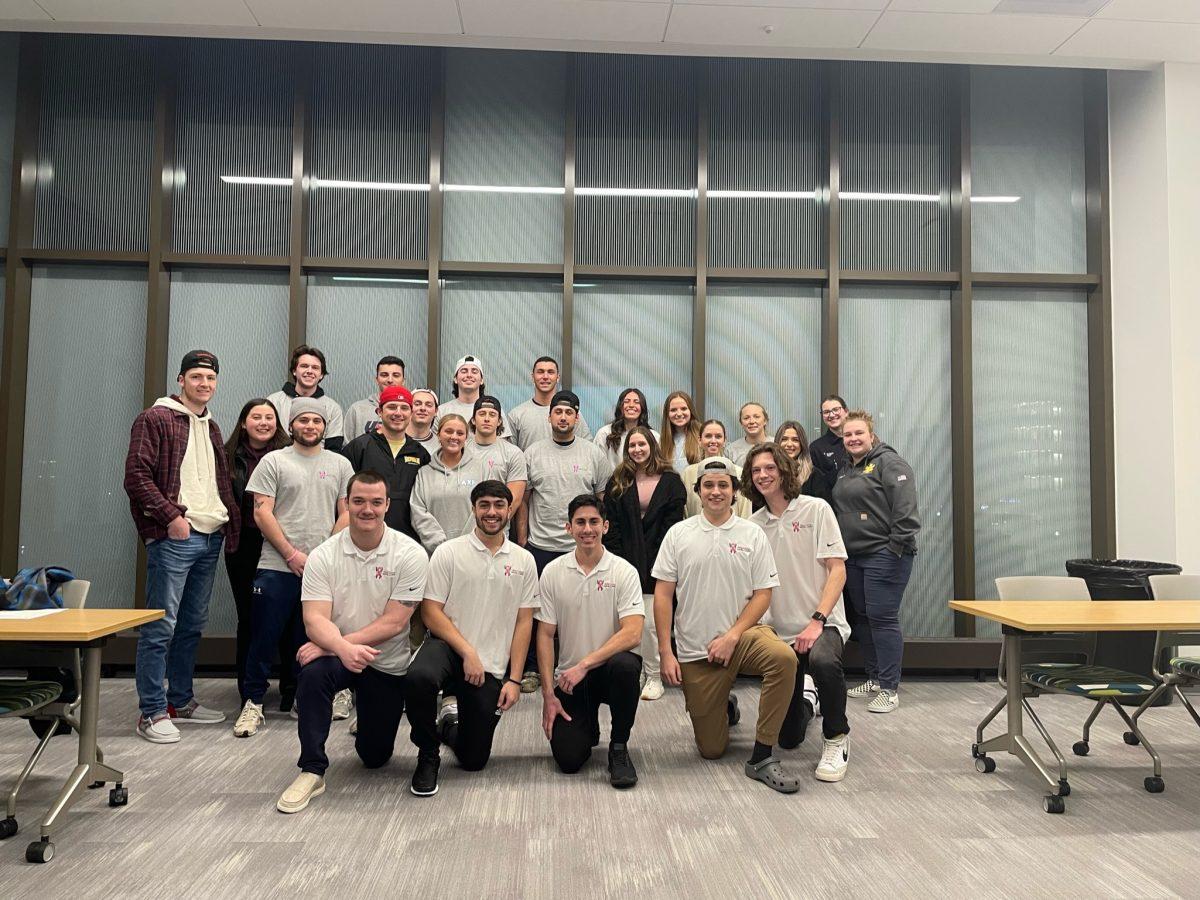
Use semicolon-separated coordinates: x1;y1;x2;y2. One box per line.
811;395;850;495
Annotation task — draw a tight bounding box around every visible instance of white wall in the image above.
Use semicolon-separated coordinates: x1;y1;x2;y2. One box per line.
1109;63;1200;573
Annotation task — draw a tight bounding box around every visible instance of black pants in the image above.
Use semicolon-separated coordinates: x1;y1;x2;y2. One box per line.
296;655;406;776
550;651;641;774
405;639;503;771
781;627;850;746
524;544;567;673
224;529;295;703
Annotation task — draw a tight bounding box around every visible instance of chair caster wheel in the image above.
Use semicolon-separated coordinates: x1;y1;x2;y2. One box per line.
1043;795;1065;814
109;786;128;807
971;743;981;759
1071;741;1089;757
1058;780;1070;797
975;756;996;774
1144;776;1165;794
0;817;17;839
26;840;54;863
1123;731;1140;746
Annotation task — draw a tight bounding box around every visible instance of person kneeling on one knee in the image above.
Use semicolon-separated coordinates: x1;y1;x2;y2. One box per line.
652;458;801;794
276;472;429;814
538;494;645;789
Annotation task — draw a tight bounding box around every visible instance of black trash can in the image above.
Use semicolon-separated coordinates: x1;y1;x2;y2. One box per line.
1065;559;1182;706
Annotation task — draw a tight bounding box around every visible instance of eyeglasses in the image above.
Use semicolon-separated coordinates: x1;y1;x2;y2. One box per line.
820;408;844;417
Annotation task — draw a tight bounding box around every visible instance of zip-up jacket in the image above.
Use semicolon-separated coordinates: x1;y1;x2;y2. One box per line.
810;429;849;496
832;441;920;558
340;431;430;542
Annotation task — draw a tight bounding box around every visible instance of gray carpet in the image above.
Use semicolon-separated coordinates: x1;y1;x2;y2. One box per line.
1;676;1199;898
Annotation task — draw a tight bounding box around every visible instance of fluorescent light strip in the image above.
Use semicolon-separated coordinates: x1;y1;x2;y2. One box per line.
331;276;428;284
443;184;564;195
576;186;696;199
221;175;291;187
709;189;817;200
841;191;939;202
315;178;429;192
972;195;1021;203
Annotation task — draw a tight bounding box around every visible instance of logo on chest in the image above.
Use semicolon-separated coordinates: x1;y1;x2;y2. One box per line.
791;522;813;534
373;566;396;580
503;565;513;577
727;542;751;556
318;470;328;479
596;579;616;592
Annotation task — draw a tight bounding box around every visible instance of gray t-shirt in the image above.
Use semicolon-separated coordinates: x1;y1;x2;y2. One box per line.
468;438;528;485
525;438;613;552
245;445;354;572
343;397;380;441
507;399;592;451
266;390;345;446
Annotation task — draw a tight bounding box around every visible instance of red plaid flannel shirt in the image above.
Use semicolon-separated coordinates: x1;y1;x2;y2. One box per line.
122;400;240;552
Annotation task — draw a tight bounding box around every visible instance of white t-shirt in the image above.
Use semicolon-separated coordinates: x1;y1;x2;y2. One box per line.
245;446;354;573
593;424;660;469
751;496;851;644
651;514;779;663
300;528;429;676
422;532;540;679
468;438;529;486
536;550;644;676
524;438;614;552
507;399;592;451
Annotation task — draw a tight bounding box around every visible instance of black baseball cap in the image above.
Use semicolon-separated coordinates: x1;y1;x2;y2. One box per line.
474;395;502;415
179;349;219;376
550;390;580;412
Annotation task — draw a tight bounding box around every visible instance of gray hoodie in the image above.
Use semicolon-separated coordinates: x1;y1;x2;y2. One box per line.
832;441;920;558
410;449;480;554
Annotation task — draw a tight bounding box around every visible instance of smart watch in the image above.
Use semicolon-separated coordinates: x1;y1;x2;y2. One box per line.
811;611;828;624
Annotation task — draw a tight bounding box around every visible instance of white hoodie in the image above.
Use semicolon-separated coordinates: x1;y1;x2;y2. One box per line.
154;397;229;535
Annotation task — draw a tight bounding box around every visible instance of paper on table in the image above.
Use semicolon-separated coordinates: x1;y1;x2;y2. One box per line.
0;608;67;619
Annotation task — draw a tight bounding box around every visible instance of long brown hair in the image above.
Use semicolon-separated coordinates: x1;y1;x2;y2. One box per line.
774;420;813;484
741;442;803;507
605;387;651;453
225;398;288;468
608;425;670;499
659;391;702;466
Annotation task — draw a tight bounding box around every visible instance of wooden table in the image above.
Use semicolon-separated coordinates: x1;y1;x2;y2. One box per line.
950;600;1200;814
0;608;163;862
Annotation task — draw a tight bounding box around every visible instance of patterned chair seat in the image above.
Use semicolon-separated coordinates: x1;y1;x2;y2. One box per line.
0;680;63;716
1169;657;1200;679
1022;663;1155;698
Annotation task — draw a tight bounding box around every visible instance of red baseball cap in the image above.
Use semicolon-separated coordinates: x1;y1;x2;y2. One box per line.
378;385;414;408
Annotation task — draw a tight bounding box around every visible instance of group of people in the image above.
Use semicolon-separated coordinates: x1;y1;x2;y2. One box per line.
123;344;921;813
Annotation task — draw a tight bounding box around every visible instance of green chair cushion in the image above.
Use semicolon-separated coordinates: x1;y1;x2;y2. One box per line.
1022;663;1155;698
1169;656;1200;679
0;680;64;716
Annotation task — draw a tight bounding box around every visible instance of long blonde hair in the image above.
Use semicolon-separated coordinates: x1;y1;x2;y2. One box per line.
608;426;670;499
659;391;702;466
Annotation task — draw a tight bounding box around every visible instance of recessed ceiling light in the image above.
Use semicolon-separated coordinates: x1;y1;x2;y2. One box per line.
994;0;1110;15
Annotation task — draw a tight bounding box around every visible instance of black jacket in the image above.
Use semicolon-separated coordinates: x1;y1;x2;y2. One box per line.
341;432;430;542
229;443;268;533
603;472;687;594
832;441;920;558
810;430;848;496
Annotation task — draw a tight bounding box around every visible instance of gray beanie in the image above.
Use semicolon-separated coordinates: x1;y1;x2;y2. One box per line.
289;397;326;426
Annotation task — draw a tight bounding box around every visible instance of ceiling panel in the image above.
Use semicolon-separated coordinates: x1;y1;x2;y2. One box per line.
0;0;52;19
665;5;879;46
886;0;999;11
247;0;463;33
460;0;670;41
864;10;1086;52
1056;17;1200;60
672;0;886;8
37;0;257;25
1096;0;1200;23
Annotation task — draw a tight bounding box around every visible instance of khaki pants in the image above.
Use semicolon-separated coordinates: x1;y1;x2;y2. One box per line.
679;625;797;759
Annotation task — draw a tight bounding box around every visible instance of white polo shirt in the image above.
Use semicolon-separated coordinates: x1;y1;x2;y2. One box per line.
751;496;851;644
651;513;779;663
536;550;644;677
422;532;540;679
300;527;429;676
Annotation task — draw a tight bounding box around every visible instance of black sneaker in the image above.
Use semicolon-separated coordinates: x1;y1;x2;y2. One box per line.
608;744;638;789
727;694;741;727
410;751;440;797
278;689;295;714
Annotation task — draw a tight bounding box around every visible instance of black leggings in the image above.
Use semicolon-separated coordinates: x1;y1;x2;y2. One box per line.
550;651;641;774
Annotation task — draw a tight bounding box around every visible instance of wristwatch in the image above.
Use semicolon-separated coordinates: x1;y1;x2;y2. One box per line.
811;611;828;624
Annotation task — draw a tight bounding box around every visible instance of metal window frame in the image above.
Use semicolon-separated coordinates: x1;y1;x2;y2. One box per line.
0;35;1115;663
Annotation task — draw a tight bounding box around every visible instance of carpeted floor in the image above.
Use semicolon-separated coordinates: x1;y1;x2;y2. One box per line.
1;676;1198;898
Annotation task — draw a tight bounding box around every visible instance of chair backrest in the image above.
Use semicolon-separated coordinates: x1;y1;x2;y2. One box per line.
994;575;1094;669
58;579;90;610
1147;574;1200;672
995;576;1091;601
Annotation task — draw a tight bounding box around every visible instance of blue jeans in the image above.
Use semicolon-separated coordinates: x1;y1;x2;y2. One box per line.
844;550;914;691
135;530;224;718
243;569;306;704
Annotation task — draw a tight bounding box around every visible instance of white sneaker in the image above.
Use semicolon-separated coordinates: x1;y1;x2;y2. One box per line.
847;680;880;700
290;703;299;720
233;700;265;737
168;700;226;724
640;677;664;701
277;772;325;814
332;689;353;721
136;712;180;744
867;689;899;713
349;716;358;736
803;674;820;717
815;734;849;782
